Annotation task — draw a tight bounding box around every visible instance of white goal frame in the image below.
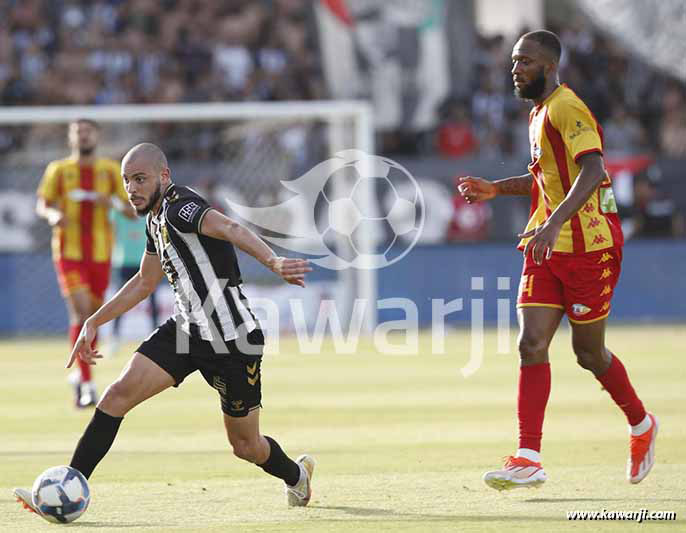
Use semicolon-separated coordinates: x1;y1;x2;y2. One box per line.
0;100;377;333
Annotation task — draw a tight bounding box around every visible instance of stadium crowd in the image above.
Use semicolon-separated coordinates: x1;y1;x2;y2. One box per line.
0;0;324;106
2;0;685;159
436;22;686;160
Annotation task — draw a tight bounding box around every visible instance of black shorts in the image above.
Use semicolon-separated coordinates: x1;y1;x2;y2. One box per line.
136;318;264;417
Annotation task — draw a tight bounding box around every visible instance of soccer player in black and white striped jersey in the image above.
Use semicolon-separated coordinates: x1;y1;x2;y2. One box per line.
14;143;315;519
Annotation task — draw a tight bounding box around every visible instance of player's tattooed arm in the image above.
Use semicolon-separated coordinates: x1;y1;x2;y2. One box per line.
457;173;532;203
493;173;534;196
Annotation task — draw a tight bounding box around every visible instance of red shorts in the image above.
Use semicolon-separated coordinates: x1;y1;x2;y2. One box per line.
516;247;622;324
54;258;111;301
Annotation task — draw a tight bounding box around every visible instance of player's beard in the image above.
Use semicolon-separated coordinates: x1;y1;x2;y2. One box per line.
136;181;162;216
78;146;95;156
515;67;546;100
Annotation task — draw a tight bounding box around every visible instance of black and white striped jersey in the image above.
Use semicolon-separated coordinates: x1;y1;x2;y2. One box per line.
145;184;262;343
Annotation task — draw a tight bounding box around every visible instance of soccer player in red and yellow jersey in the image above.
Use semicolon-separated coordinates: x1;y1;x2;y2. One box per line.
36;119;134;408
458;31;657;489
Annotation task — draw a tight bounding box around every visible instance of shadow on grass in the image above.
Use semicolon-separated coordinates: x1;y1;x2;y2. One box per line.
312;505;567;522
68;521;172;528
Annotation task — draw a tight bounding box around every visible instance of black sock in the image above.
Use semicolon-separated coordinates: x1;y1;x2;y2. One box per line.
70;408;123;479
258;436;301;486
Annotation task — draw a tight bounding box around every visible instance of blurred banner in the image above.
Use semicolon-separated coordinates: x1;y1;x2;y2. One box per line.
316;0;450;131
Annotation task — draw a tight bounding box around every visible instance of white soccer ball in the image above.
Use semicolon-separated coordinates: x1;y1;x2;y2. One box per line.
32;466;90;523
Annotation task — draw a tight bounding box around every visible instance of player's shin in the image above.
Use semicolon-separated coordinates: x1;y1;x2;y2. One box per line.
517;362;551;461
69;408;124;479
257;436;301;486
596;353;646;426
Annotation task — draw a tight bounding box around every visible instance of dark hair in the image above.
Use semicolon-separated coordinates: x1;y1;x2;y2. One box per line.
522;30;562;62
71;118;99;129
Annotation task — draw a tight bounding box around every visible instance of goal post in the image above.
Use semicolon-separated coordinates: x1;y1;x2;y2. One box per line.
0;100;377;337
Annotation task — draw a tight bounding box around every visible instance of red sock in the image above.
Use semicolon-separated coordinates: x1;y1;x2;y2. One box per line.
596;354;646;426
70;324;92;382
518;362;551;452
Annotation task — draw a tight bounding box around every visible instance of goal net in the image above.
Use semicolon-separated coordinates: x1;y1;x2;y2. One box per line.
0;101;376;341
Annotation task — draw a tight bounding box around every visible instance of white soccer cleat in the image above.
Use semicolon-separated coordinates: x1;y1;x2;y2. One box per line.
286;454;315;507
483;456;547;491
77;382;98;408
628;412;658;484
13;487;48;521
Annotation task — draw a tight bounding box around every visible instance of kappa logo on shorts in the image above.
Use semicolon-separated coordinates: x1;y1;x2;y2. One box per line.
230;400;244;411
572;304;591;316
179;202;201;223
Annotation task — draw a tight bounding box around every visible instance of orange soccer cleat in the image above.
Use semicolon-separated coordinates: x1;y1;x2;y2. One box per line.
483;456;547;491
628;412;658;484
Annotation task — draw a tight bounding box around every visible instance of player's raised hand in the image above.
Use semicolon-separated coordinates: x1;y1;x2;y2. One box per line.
65;321;102;368
267;256;312;287
457;176;497;203
519;220;562;265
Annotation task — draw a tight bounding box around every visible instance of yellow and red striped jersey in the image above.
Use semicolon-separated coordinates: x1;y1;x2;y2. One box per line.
519;84;623;254
37;157;128;262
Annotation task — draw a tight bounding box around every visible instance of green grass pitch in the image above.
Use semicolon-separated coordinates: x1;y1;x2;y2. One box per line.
1;325;684;532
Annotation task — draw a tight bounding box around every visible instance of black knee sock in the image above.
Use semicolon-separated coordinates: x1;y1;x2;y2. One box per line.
258;436;301;486
70;408;123;479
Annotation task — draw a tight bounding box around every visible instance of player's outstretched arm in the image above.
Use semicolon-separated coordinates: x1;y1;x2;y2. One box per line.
457;173;532;203
200;209;312;287
65;252;164;368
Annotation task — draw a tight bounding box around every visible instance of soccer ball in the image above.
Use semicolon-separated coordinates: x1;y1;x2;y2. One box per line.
316;152;423;269
32;466;90;523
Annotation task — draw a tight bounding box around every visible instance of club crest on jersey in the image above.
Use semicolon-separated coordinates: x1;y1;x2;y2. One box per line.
179;202;200;223
572;303;591;316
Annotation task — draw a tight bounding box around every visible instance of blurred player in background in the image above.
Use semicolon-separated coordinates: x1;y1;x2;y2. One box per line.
108;209;160;357
458;30;657;490
36;119;135;408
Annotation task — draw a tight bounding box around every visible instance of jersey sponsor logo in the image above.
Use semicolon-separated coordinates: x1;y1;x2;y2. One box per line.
179;202;201;223
600;267;612;280
572;303;591;316
587;217;601;228
600;285;612;296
